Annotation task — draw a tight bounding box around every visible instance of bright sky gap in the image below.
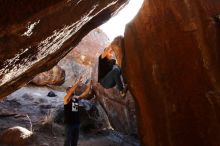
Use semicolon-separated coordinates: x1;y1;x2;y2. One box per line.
99;0;144;41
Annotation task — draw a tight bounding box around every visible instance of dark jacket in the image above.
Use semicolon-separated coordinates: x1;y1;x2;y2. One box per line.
98;55;116;82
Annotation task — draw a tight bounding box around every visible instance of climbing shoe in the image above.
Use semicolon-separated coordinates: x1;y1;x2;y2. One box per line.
120;90;126;97
120;85;128;98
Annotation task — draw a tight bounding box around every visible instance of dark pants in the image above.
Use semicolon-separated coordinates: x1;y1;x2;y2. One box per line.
64;124;80;146
100;65;124;91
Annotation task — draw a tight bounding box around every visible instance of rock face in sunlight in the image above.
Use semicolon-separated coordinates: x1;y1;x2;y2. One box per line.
124;0;220;146
31;65;65;86
0;0;128;99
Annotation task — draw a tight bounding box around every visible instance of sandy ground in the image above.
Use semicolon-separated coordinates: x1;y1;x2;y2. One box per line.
34;125;139;146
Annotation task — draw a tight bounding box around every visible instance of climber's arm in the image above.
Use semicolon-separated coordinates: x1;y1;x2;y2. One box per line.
64;76;83;105
77;80;92;100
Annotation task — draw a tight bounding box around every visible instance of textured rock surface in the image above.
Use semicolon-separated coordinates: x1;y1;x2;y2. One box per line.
123;0;220;146
31;65;65;86
111;36;124;67
0;0;128;98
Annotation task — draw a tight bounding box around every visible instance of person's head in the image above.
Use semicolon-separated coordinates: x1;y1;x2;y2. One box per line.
110;36;124;66
104;45;114;60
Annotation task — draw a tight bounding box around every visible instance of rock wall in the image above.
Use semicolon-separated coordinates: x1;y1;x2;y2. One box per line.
123;0;220;146
0;0;128;98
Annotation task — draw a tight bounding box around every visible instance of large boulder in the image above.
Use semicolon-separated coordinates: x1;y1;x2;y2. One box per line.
31;65;65;86
0;0;128;98
123;0;220;146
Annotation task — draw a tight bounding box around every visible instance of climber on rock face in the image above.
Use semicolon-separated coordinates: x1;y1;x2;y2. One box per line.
98;44;127;97
63;76;92;146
